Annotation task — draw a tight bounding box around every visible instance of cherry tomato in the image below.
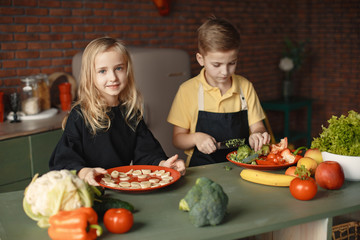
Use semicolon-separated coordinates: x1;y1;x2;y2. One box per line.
289;177;317;201
104;208;134;234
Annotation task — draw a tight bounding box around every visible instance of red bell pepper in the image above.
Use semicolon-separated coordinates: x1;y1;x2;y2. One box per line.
48;207;102;240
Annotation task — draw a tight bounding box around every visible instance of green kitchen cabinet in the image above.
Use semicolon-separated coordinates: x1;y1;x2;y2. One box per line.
31;129;63;175
0;129;63;193
0;137;32;193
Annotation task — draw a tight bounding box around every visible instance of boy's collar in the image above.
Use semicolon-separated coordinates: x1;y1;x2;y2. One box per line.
199;68;240;94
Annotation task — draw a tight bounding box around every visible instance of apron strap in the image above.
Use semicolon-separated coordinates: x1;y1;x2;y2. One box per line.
197;82;248;110
198;83;204;111
239;87;248;110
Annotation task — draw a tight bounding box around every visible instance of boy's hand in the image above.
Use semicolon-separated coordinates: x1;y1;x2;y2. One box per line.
195;132;217;154
78;167;107;186
159;154;186;175
249;132;271;152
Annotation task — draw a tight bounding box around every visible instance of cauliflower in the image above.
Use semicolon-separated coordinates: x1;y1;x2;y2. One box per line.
179;177;228;227
23;170;93;228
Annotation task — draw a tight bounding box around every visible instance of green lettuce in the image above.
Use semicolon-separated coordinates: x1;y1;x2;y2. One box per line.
311;110;360;156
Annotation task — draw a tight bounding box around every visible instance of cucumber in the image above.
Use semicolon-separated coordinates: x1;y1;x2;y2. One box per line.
93;196;135;218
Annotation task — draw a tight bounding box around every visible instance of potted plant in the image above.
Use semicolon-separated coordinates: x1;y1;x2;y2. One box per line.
279;38;309;100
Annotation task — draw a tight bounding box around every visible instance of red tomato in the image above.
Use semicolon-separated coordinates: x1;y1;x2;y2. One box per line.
315;161;345;190
104;208;134;234
289;177;317;201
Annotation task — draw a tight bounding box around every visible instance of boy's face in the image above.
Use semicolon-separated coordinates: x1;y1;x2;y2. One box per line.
94;49;128;106
196;49;238;87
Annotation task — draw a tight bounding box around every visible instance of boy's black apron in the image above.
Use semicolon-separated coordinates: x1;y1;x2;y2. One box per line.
189;83;250;167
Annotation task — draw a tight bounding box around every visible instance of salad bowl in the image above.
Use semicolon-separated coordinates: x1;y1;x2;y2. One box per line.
321;151;360;181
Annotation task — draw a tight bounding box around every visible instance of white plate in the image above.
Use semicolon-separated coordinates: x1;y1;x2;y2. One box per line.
7;108;58;121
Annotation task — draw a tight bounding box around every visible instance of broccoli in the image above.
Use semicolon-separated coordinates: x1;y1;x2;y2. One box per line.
236;145;252;160
256;144;270;156
179;177;229;227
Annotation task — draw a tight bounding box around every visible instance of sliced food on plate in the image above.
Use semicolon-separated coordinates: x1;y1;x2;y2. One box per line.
96;165;181;192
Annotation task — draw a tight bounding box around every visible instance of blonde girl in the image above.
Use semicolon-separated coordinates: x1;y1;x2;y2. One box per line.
50;37;185;185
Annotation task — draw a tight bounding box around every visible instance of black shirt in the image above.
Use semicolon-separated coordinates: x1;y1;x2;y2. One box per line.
49;105;167;171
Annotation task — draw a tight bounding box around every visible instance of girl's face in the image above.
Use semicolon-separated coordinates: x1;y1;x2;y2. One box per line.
196;49;238;87
94;49;128;106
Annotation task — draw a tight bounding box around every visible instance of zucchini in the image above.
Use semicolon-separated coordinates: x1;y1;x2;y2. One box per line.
93;196;135;218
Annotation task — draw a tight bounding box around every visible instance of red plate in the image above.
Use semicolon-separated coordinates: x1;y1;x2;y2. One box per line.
226;151;298;170
95;165;181;192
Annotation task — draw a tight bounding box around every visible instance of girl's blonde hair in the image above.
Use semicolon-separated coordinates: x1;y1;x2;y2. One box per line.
64;37;143;134
197;16;240;55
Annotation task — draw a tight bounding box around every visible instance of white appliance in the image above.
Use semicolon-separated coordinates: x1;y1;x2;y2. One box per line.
72;47;191;160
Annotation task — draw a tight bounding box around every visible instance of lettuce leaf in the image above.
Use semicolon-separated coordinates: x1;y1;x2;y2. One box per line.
311;110;360;156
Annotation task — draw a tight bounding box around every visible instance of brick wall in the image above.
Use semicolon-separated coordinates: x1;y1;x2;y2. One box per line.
0;0;359;139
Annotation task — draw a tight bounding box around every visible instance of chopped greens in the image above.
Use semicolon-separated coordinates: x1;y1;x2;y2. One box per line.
311;110;360;156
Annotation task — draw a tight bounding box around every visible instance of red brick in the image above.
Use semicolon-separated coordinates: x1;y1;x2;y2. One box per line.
72;9;92;16
0;24;26;32
85;17;103;24
28;42;50;49
49;8;71;16
94;25;114;32
39;33;62;41
15;51;40;59
63;33;84;41
0;16;13;24
27;25;50;32
93;9;112;16
0;69;17;78
84;2;103;9
2;60;26;68
26;8;48;15
73;25;94;32
0;52;14;60
16;68;39;77
62;17;83;25
38;0;61;8
0;33;13;41
0;7;24;15
39;17;62;24
51;42;72;49
14;16;39;24
13;0;37;7
52;58;71;66
1;42;27;50
51;25;72;33
61;1;82;8
28;59;51;68
14;33;39;41
40;50;62;58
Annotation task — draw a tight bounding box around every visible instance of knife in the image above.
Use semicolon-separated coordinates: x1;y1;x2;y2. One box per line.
241;153;259;164
217;138;245;150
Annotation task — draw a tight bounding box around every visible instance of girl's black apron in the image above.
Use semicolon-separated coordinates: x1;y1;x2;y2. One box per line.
189;83;250;167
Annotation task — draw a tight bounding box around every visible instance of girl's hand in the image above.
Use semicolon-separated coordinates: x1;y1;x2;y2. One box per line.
78;167;108;186
194;132;217;154
159;154;186;176
249;132;271;152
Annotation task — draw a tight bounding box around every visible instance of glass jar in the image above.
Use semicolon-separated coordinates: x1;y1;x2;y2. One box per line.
21;76;40;115
34;73;51;111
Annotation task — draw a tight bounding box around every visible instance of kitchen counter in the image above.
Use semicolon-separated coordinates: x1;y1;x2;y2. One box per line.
0;110;67;141
1;162;360;240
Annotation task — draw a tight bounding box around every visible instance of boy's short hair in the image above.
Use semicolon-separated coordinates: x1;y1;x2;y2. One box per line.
197;16;240;55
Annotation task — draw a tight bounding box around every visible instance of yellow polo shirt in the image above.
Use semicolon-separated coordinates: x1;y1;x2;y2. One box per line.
167;68;265;159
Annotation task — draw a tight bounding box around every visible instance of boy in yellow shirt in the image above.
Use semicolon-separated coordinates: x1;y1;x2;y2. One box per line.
167;17;270;167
